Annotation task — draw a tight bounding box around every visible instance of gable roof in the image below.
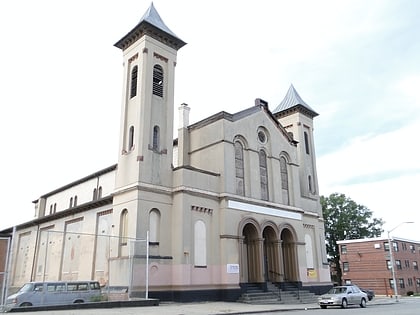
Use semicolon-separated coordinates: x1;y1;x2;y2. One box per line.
114;2;186;50
273;84;318;118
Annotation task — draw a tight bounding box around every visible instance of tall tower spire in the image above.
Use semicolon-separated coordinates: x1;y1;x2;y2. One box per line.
112;3;186;244
274;85;320;202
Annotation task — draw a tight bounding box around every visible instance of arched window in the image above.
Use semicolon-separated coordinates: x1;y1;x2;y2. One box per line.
234;141;245;196
305;234;314;268
69;197;73;208
304;131;310;155
128;126;134;150
49;204;53;215
280;156;290;205
149;209;161;244
98;186;102;199
93;188;97;200
308;175;313;194
73;195;77;207
153;65;164;97
152;125;160;150
53;203;57;213
194;220;207;267
130;65;138;98
120;209;128;246
259;150;269;201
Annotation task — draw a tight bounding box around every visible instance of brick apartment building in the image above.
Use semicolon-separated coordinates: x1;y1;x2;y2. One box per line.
337;237;420;296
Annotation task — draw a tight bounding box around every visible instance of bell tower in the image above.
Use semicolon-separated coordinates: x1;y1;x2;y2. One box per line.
114;3;186;191
273;84;319;199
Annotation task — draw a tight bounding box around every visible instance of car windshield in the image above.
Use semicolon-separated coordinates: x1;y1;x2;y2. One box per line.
18;283;34;293
328;287;347;294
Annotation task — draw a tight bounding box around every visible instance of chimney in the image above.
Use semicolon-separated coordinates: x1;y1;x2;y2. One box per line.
178;103;190;129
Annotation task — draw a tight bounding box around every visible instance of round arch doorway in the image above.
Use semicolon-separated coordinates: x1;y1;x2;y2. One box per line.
263;226;280;282
242;223;262;283
280;227;298;282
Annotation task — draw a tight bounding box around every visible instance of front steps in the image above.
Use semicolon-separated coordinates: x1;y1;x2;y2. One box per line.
238;283;318;304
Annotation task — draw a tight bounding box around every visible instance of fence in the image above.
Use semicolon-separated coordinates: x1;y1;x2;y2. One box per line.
0;229;149;309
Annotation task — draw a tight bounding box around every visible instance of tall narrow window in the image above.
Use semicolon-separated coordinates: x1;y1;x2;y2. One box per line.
234;141;245;196
304;131;310;154
194;220;207;267
259;150;269;201
98;186;102;199
153;65;164;97
130;65;138;98
308;175;312;193
128;126;134;150
93;188;97;200
280;156;289;204
120;209;128;246
69;197;73;208
149;209;161;244
153;125;160;150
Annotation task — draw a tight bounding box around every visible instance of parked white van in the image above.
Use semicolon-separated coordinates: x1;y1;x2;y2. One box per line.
6;281;102;308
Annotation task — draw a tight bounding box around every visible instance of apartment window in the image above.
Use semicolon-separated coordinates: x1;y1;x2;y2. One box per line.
408;278;413;286
234;141;245;196
259;150;269;201
152;65;164;97
410;244;415;253
389;279;394;289
417;279;420;287
396;260;402;270
130;65;138;98
402;243;407;251
386;260;392;270
341;245;347;254
399;278;405;289
413;261;418;270
393;241;399;252
405;260;410;268
343;262;349;272
384;242;390;251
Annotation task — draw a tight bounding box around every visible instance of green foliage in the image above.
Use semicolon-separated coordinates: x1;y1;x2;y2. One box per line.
321;193;384;284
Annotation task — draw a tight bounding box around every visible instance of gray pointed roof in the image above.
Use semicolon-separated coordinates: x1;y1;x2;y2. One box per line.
273;84;318;117
115;3;186;51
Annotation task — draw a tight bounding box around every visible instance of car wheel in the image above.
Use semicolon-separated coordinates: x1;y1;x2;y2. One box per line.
320;305;327;309
20;302;32;307
360;298;367;308
341;298;348;309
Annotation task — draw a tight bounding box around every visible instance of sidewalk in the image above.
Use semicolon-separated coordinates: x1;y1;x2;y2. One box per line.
4;296;400;314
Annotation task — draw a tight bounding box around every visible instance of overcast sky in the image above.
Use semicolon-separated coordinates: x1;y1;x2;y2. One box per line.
1;0;419;240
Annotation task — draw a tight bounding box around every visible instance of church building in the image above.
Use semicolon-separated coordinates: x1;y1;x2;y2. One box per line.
1;3;331;301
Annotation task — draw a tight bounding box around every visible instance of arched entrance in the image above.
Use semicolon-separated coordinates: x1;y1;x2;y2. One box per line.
263;226;280;282
280;228;298;282
242;223;262;282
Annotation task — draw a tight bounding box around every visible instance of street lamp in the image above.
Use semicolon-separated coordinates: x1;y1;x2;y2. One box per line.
387;221;414;302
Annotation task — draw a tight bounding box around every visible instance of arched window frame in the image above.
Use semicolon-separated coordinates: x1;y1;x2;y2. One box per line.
128;126;135;151
120;209;128;246
130;65;138;98
152;125;160;150
234;141;245;196
194;220;207;267
304;131;310;155
93;188;97;200
259;150;269;201
280;155;290;205
98;186;102;199
152;64;164;97
149;209;161;245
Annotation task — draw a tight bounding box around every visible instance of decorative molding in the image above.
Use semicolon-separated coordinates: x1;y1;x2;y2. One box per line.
191;205;213;215
153;52;168;62
142;48;148;54
128;53;139;63
97;209;113;217
303;223;315;229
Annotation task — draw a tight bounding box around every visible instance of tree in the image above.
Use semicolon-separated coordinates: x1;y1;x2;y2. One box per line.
321;193;384;285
